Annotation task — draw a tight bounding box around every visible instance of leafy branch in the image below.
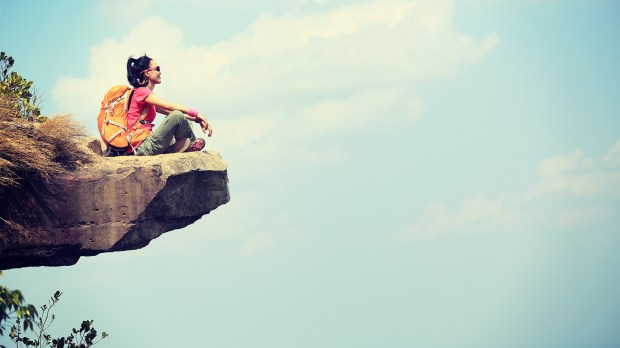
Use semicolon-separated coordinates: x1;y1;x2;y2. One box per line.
1;273;107;348
0;52;43;121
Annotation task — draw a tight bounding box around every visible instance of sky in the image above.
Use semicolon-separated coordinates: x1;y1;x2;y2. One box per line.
1;0;620;347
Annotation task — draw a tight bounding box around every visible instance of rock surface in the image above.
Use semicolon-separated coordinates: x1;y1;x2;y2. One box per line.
0;140;230;269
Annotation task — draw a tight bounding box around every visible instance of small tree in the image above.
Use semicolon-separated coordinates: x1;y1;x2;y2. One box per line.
8;291;107;348
0;272;38;342
0;52;43;121
0;272;107;348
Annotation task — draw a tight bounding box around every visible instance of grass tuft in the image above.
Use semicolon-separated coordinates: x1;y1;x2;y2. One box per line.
0;95;93;189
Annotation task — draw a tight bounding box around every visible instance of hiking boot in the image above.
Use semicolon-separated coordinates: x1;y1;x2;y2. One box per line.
185;138;205;152
104;145;128;157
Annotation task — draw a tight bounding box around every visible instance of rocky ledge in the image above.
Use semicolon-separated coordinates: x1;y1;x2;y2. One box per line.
0;140;230;269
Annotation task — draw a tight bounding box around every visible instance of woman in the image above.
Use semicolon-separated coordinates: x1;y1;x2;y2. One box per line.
126;54;212;155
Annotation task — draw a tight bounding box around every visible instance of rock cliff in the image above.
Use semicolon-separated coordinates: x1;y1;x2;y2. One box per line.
0;140;230;269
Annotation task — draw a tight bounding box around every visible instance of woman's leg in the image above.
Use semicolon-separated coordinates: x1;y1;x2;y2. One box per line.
136;111;196;155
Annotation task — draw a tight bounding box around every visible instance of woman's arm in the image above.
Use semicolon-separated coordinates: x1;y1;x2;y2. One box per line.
156;106;170;115
145;94;190;115
195;112;213;137
146;94;213;137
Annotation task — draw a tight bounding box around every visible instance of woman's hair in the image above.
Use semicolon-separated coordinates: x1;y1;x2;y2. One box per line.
126;54;152;88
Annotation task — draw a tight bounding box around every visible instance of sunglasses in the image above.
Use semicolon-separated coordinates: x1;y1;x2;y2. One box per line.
142;66;161;74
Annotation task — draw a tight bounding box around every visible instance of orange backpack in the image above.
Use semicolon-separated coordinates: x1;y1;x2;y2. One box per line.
97;85;149;155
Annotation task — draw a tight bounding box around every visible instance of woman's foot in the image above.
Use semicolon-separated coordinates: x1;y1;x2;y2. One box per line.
185;138;205;152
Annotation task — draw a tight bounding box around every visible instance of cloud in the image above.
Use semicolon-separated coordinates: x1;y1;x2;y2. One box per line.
528;149;620;198
238;232;274;257
403;139;620;238
222;88;423;147
603;138;620;165
52;0;497;167
406;194;521;239
192;0;498;107
211;87;424;171
289;89;424;136
537;150;594;178
52;16;184;123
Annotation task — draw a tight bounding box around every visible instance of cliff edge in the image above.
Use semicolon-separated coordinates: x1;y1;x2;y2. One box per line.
0;139;230;269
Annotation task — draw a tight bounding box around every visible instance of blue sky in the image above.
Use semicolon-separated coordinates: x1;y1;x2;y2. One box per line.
1;0;620;347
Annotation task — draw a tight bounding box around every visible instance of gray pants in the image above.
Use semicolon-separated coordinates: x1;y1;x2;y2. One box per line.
136;111;196;155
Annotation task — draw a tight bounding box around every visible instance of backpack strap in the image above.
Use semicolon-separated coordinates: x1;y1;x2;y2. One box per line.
127;106;149;155
123;89;134;113
102;94;129;147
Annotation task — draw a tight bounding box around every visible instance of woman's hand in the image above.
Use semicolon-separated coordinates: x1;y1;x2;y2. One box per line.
196;114;213;137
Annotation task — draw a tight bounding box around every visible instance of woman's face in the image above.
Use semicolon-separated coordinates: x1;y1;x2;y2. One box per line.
144;60;162;85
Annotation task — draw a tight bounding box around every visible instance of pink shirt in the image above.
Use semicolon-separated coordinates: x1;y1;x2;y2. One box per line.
127;87;157;131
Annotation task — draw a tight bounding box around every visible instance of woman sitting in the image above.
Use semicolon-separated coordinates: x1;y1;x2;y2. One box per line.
126;54;213;155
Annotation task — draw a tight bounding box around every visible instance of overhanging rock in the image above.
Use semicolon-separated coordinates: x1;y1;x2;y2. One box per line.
0;142;230;269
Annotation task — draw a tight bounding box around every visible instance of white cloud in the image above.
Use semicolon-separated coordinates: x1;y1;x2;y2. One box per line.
528;149;619;198
403;139;620;238
52;16;184;125
211;87;423;170
406;194;520;239
199;0;498;105
289;89;423;136
53;0;497;167
238;232;274;257
603;138;620;165
537;149;593;178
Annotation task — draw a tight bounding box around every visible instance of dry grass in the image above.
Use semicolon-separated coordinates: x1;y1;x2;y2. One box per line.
36;114;94;170
0;95;94;189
